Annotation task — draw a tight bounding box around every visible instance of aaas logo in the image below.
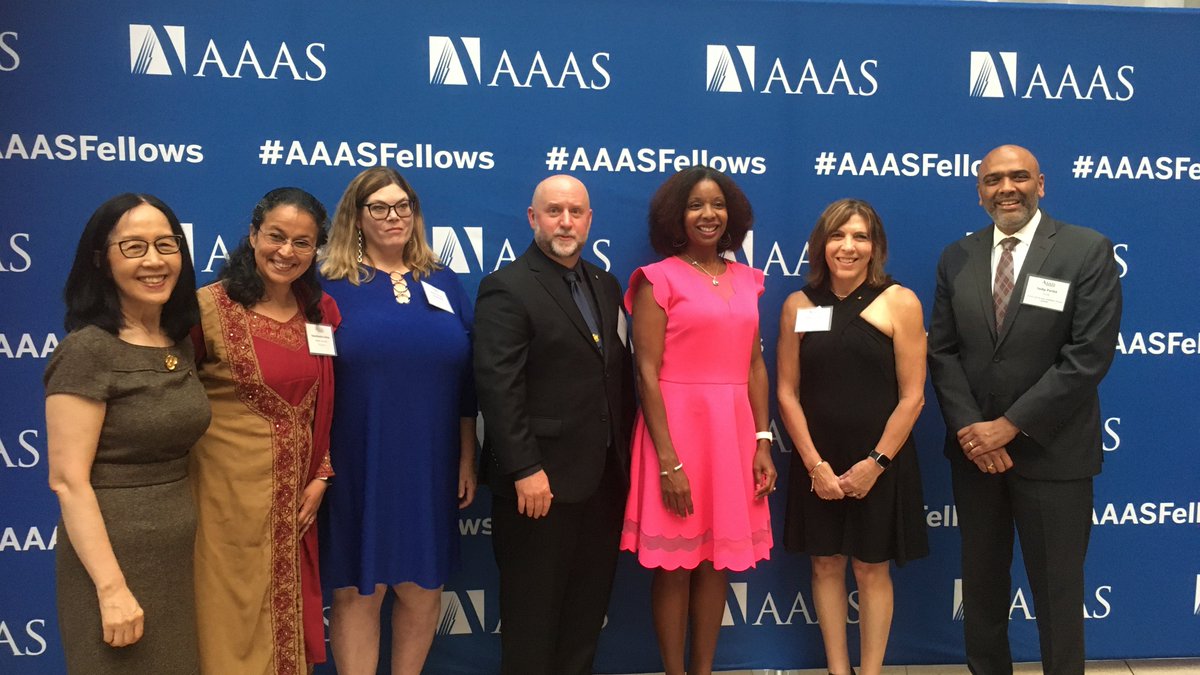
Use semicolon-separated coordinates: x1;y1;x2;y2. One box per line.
0;333;57;359
0;31;18;72
952;579;1113;620
128;24;326;80
431;226;613;273
705;44;878;96
1113;243;1129;278
1102;417;1121;452
436;589;496;635
0;618;47;657
180;222;232;274
722;231;810;278
0;526;57;552
0;233;31;272
1194;574;1199;616
722;581;824;627
0;429;41;468
427;36;611;90
968;51;1133;101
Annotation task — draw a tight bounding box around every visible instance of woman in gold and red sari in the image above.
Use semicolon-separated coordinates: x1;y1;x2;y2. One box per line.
190;187;339;674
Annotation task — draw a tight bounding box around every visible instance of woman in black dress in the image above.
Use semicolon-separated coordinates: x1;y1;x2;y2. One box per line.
777;199;928;675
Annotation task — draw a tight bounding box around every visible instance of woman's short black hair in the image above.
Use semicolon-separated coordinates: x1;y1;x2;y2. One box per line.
218;187;329;322
647;166;754;257
63;193;199;341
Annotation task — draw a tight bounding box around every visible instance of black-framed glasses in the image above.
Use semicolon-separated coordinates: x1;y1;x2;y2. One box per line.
259;230;316;255
105;235;183;259
363;200;413;220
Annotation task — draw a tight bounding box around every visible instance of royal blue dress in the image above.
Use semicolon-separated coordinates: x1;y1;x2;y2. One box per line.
319;267;475;592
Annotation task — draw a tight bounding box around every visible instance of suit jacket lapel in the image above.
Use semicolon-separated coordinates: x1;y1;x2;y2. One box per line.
968;229;999;342
997;216;1057;347
524;244;604;359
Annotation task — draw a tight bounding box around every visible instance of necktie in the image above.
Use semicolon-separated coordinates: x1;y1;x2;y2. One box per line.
993;237;1019;330
565;270;602;351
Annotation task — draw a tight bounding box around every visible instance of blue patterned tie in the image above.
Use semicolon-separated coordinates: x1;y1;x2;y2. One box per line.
565;270;602;351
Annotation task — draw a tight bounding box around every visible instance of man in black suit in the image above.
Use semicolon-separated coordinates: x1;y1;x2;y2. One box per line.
929;145;1122;675
474;174;633;675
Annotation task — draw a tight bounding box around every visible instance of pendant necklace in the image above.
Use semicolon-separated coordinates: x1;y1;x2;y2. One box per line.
684;254;721;286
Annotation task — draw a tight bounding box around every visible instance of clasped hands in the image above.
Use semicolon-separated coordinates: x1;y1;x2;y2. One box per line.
956;417;1019;474
811;459;883;501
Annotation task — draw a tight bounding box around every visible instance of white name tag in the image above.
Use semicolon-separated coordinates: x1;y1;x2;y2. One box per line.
617;308;629;347
305;323;337;356
422;281;455;314
1021;274;1070;312
794;306;833;333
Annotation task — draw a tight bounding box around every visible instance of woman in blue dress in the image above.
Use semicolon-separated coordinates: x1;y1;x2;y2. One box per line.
318;167;476;675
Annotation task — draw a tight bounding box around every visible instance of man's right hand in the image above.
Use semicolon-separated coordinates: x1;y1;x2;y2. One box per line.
515;470;554;518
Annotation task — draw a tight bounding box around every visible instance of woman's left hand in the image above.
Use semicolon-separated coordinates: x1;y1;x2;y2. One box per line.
752;442;778;499
837;459;882;499
458;458;477;509
297;479;328;535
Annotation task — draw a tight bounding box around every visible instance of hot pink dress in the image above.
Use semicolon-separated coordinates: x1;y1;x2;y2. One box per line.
620;256;772;571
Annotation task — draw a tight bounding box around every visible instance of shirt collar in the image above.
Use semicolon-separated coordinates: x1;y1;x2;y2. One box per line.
993;208;1041;249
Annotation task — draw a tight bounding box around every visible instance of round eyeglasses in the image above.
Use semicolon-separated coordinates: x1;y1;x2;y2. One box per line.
259;230;316;255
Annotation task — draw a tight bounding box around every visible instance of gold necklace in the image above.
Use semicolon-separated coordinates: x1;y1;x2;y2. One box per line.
683;254;721;286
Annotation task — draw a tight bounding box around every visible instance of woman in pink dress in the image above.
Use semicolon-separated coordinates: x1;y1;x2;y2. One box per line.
621;166;777;675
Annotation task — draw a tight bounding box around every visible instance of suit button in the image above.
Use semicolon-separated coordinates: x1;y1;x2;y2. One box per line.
601;415;608;423
993;357;1002;363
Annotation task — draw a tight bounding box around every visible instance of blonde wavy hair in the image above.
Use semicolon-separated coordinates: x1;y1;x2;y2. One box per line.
319;167;441;284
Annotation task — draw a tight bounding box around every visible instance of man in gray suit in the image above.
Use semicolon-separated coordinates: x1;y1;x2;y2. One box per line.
929;144;1122;675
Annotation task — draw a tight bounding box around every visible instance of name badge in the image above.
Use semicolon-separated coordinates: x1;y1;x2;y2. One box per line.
422;280;455;314
617;308;629;347
794;306;833;333
305;323;337;356
1021;274;1070;312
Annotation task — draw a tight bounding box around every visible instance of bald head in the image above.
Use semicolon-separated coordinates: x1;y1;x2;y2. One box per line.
528;174;593;267
531;174;590;211
977;144;1045;234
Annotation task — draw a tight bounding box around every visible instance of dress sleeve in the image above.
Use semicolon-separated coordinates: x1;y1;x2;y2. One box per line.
625;261;672;315
43;329;111;402
750;265;766;298
312;293;341;479
445;271;479;418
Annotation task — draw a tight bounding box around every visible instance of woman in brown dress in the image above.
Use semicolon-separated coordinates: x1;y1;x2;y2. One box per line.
45;193;210;674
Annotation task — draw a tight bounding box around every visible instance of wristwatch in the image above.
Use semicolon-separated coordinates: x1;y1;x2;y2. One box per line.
868;450;891;470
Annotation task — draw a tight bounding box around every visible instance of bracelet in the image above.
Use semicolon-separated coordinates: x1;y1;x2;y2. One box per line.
808;460;826;492
659;461;684;477
755;431;773;442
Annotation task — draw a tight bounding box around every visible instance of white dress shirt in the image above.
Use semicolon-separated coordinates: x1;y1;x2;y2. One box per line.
990;209;1042;289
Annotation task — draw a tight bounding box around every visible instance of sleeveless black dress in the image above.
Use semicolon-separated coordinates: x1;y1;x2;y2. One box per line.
783;282;929;565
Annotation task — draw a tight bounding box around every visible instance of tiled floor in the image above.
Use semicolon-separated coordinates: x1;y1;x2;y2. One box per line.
632;659;1200;674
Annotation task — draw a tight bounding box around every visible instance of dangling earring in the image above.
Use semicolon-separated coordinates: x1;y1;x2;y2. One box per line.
671;237;687;249
356;230;364;264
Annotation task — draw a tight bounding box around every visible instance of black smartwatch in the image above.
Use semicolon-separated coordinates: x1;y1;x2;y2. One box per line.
868;450;891;471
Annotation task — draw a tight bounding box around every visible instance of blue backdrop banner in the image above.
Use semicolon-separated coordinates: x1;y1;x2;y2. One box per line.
2;1;1197;672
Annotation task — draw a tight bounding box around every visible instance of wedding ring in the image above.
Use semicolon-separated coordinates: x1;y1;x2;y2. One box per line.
968;440;976;449
987;463;996;470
